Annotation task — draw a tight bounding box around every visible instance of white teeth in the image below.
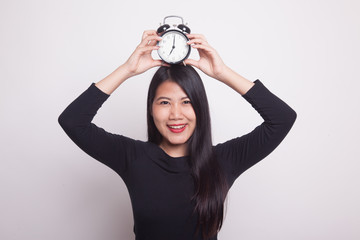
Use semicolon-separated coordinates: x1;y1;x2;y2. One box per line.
168;125;185;129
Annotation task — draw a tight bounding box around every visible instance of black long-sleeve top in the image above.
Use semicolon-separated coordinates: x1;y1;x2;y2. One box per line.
58;80;296;240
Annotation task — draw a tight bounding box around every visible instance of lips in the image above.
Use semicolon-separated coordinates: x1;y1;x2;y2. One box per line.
167;124;187;133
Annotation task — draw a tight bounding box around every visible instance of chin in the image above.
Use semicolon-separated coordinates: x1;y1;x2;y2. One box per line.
168;137;189;146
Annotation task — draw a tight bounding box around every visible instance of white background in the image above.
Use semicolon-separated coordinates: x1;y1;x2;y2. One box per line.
1;0;359;239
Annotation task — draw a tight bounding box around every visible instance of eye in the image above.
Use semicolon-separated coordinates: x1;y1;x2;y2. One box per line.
160;101;170;105
183;100;191;104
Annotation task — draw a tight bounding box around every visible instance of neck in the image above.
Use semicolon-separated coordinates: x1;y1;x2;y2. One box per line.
159;142;188;158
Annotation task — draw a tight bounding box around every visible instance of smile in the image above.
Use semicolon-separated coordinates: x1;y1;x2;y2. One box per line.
167;124;187;133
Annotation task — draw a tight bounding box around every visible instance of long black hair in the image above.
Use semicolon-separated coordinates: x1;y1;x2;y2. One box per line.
147;65;229;239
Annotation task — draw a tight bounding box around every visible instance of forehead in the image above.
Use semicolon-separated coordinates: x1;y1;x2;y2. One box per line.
155;81;188;98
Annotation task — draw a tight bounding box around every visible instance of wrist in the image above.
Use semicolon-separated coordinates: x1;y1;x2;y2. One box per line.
214;65;233;83
215;66;254;95
95;64;132;95
118;62;136;79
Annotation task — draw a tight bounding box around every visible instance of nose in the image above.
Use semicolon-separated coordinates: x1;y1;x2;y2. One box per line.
169;104;183;120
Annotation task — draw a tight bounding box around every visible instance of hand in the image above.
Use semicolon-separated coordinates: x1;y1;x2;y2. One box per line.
123;30;169;77
184;34;228;81
185;34;254;94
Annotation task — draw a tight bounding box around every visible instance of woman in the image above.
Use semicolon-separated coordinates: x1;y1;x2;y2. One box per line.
58;30;296;240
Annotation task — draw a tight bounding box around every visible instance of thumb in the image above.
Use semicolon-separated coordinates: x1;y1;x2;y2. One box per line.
184;59;199;68
151;60;170;68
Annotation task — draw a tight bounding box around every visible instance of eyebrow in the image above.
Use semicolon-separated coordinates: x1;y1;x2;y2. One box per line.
155;96;189;101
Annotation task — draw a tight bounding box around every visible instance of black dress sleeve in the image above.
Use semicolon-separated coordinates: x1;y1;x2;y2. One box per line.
214;80;297;186
58;83;136;179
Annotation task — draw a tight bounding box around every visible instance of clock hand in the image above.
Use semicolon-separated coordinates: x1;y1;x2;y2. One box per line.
169;35;176;55
169;46;175;55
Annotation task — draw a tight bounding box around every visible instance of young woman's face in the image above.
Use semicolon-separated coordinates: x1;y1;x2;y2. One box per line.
152;80;196;154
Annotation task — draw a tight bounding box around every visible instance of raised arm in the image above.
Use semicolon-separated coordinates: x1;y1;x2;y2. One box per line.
184;34;296;185
58;83;137;178
96;30;167;94
215;80;296;185
58;30;167;179
184;33;254;95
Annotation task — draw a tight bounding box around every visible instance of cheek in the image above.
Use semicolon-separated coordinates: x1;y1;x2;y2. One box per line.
188;110;196;132
185;108;196;122
152;106;167;124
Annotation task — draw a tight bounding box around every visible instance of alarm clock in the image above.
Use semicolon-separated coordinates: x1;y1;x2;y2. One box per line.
157;16;191;65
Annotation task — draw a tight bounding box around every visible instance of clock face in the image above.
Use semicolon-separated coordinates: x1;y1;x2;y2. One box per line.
157;30;190;64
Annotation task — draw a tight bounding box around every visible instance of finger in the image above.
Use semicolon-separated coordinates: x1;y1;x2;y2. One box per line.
186;33;207;42
191;43;213;52
139;45;160;53
148;34;163;46
146;38;159;46
142;30;158;40
151;60;171;68
187;39;210;47
161;61;171;67
135;45;160;57
140;35;162;47
151;59;165;68
141;35;162;45
184;58;199;68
